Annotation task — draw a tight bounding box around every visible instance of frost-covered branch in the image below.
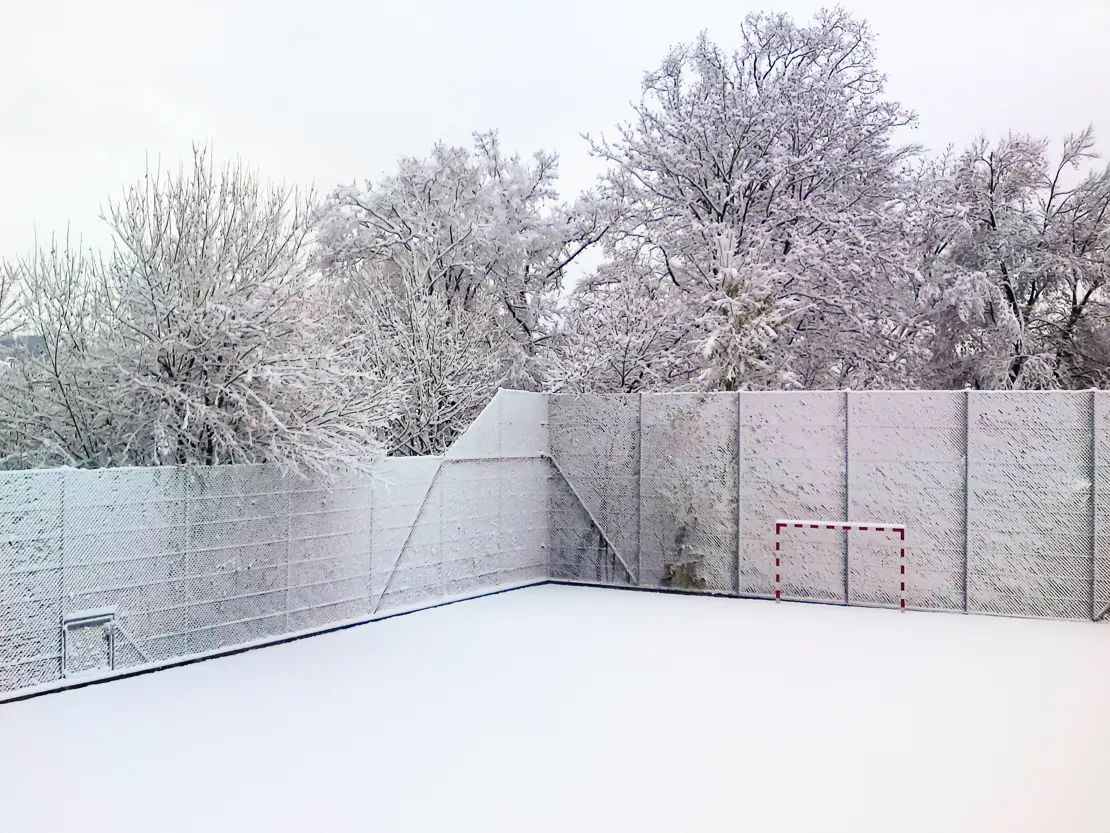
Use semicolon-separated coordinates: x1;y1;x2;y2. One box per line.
317;132;605;453
577;10;923;390
0;148;402;474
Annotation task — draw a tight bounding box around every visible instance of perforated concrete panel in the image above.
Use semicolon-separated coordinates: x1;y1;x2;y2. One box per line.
548;390;1104;620
548;459;633;586
967;392;1092;619
549;394;640;581
1095;392;1110;619
0;470;64;691
446;390;549;460
641;394;738;593
739;392;846;602
66;466;188;666
371;457;442;614
0;390;553;698
847;392;965;611
4;389;1109;700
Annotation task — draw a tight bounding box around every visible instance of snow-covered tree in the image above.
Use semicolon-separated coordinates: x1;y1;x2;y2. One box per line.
913;129;1110;389
553;257;704;393
699;229;799;389
581;9;921;390
0;241;112;469
0;149;402;473
0;260;19;342
317;132;609;452
329;248;512;456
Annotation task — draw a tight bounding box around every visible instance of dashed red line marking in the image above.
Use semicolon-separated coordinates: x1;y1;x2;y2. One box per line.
777;520;908;612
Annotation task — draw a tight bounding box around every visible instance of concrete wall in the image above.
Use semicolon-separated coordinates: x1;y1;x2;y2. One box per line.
0;391;552;698
549;391;1108;621
4;388;1105;701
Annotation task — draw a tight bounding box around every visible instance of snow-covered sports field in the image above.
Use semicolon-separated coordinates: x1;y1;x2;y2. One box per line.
2;584;1108;832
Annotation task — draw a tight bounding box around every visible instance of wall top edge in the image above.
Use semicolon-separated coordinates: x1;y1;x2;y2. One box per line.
548;389;1105;397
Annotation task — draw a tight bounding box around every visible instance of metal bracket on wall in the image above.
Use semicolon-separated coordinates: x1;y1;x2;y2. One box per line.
61;607;118;677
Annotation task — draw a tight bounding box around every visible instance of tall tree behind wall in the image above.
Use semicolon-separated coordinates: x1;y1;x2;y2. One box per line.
0;148;402;473
565;9;924;391
317;132;610;454
912;128;1110;389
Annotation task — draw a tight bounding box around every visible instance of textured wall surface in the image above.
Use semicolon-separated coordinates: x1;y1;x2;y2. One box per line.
548;395;640;582
847;392;965;612
0;470;64;692
967;393;1092;618
741;392;845;602
5;389;1108;699
550;391;1110;622
1095;392;1110;618
0;391;552;698
642;393;738;592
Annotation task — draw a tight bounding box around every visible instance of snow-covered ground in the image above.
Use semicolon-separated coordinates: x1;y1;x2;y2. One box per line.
2;584;1109;833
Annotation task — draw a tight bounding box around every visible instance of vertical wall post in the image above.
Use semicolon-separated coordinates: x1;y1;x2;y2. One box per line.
183;471;191;655
736;392;743;595
1091;391;1098;621
367;475;374;615
108;621;116;671
963;390;972;614
439;465;445;598
285;481;292;634
182;473;193;657
636;392;644;586
844;390;851;605
58;471;67;681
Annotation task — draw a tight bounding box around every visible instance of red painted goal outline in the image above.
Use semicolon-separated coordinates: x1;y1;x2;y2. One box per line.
774;520;907;610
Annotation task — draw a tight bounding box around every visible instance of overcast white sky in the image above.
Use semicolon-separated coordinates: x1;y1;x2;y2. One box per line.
2;0;1108;257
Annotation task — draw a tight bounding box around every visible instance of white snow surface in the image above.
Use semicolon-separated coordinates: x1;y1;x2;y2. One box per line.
2;585;1109;833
